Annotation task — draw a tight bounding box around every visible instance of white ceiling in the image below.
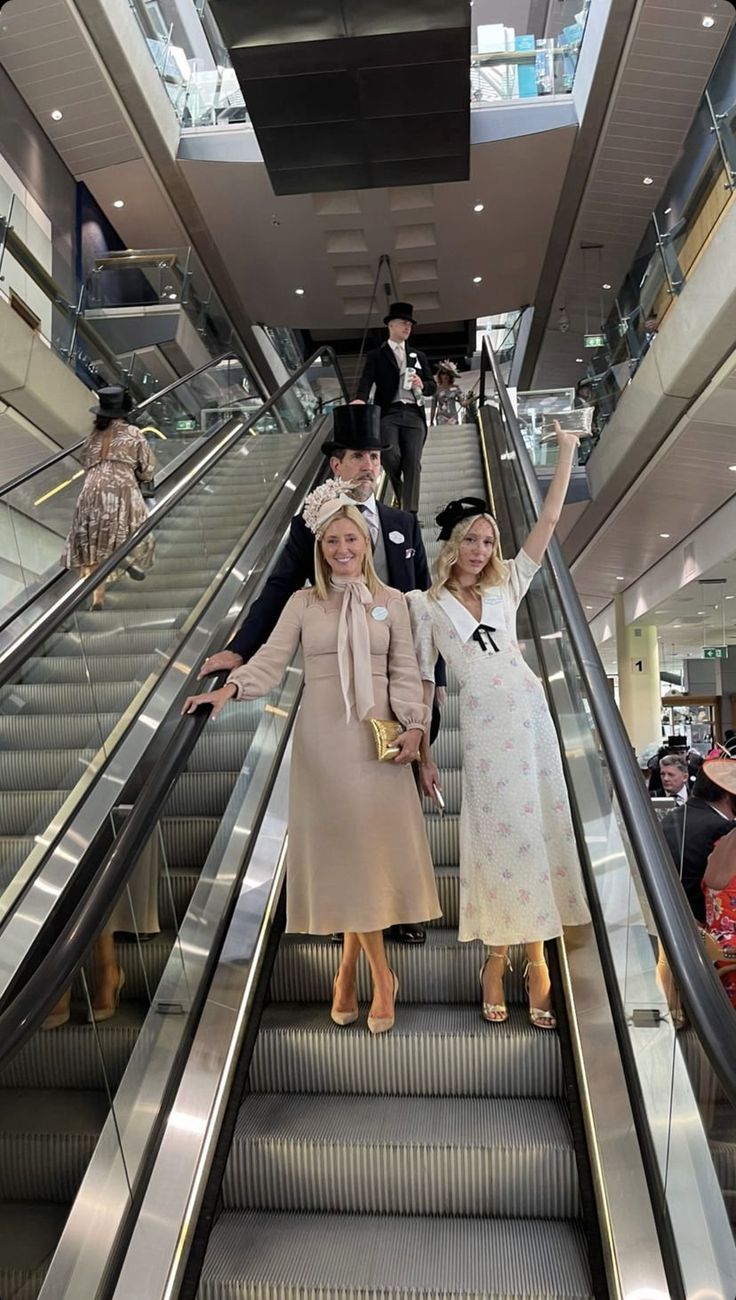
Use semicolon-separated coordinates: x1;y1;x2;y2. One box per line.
178;126;577;331
531;0;734;388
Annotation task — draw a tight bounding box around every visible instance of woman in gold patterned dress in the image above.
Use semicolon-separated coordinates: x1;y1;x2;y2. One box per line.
62;385;155;609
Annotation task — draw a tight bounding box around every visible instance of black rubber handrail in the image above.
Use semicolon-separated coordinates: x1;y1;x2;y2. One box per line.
479;334;736;1107
0;346;348;686
0;351;243;501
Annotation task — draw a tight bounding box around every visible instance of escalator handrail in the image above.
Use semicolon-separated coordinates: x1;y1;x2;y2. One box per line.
479;334;736;1107
0;350;243;501
0;345;348;686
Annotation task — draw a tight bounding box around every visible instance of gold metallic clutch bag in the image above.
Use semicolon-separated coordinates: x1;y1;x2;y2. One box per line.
369;717;402;762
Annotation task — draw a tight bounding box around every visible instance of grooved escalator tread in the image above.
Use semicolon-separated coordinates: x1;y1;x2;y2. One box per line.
0;1088;108;1202
199;1210;594;1299
0;1203;69;1300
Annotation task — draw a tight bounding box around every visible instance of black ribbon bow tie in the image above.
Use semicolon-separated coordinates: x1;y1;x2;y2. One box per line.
472;623;499;653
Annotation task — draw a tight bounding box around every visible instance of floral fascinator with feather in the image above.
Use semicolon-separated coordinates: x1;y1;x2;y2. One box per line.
302;479;357;536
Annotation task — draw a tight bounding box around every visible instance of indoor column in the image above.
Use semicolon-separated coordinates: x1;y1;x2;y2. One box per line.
615;594;661;756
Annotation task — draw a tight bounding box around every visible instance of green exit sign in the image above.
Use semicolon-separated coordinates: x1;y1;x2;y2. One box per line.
584;333;606;349
704;646;728;659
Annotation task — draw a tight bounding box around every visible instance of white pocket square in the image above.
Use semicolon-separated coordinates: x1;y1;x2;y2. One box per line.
388;531;405;544
405;547;416;559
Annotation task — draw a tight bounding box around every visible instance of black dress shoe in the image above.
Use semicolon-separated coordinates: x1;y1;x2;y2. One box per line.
329;932;344;944
385;923;426;945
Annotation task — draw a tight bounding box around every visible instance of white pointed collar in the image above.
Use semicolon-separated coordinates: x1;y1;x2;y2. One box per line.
437;589;504;643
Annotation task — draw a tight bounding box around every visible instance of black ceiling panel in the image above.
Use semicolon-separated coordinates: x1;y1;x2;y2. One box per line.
212;0;471;194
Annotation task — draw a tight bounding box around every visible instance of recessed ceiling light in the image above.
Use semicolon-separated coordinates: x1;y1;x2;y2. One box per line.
697;610;705;615
659;532;670;538
643;176;654;185
295;288;305;295
473;203;484;213
575;357;584;363
51;109;63;121
664;207;672;215
729;465;736;472
585;604;593;610
616;575;625;581
702;14;715;27
113;199;125;208
726;596;735;600
602;283;611;290
473;276;483;284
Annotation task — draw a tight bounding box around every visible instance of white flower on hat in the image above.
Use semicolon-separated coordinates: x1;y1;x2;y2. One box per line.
302;479;356;535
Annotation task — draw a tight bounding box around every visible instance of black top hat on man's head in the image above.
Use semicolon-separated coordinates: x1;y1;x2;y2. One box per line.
89;385;134;418
320;403;391;458
384;301;417;325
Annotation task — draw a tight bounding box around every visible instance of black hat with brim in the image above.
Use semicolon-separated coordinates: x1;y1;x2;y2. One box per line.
89;385;133;417
321;403;391;457
384;300;417;325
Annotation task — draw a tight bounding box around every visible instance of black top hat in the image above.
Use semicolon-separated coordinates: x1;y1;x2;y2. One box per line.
320;404;391;457
89;385;133;418
436;497;490;541
384;301;417;325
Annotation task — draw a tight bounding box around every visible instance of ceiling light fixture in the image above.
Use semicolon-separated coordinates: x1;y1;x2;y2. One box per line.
660;532;670;538
51;109;63;121
727;596;735;601
295;288;305;296
473;203;484;213
616;575;625;581
113;199;125;209
702;14;715;26
643;176;654;185
729;465;736;472
575;357;584;363
602;282;611;290
664;207;672;215
473;276;483;283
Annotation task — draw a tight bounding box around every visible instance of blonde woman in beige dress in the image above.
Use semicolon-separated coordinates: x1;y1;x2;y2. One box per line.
62;385;155;609
183;480;441;1034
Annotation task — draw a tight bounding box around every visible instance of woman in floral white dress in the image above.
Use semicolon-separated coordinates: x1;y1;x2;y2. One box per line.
409;423;590;1029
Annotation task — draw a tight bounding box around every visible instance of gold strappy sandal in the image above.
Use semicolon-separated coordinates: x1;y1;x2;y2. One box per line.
480;951;512;1023
524;958;557;1030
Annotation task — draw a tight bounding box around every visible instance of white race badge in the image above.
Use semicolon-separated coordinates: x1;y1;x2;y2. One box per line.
371;606;389;621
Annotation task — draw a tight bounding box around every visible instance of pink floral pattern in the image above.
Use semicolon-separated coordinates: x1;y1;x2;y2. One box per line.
408;551;590;946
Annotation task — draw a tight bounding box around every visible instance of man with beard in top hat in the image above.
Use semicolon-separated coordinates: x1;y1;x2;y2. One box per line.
352;301;435;514
197;403;444;945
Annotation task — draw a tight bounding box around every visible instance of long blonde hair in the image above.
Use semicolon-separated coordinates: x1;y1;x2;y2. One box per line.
313;504;381;600
430;512;508;600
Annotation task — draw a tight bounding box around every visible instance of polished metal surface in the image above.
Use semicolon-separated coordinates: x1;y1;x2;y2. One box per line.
37;680;299;1300
0;445;316;994
108;741;292;1300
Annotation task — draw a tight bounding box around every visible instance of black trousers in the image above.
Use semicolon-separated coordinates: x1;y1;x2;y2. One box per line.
381;404;427;512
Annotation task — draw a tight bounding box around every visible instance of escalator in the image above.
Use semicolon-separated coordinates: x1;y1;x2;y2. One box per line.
2;336;736;1300
195;419;594;1299
0;348;344;1299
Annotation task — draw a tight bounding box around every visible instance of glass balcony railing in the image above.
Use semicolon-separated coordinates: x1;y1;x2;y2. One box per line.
572;23;736;451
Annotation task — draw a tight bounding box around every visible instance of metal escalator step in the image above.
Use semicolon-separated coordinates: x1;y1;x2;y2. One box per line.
0;1003;144;1091
163;771;241;817
271;931;529;1005
17;655;161;685
0;713;120;748
69;608;186;632
0;790;78;836
432;726;462;768
102;589;203;610
159;867;200;927
161;817;220;866
223;1093;578;1219
186;731;256;772
426;814;459;864
250;1003;562;1099
0;749;98;790
0;1087;108;1202
199;1210;593;1300
0;837;33;886
46;630;176;656
0;1203;69;1300
0;681;138;714
433;864;458;925
101;930;177;1001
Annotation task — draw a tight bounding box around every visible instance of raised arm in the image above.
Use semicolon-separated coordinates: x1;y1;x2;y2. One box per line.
523;422;579;566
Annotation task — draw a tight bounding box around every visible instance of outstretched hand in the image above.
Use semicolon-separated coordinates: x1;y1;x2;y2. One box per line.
550;418;580;455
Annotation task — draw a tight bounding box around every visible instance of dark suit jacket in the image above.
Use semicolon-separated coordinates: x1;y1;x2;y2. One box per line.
355;342;436;422
228;503;443;690
661;797;734;922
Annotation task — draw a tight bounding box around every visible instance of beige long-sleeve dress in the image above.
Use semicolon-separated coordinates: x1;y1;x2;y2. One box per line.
227;582;442;935
62;420;156;575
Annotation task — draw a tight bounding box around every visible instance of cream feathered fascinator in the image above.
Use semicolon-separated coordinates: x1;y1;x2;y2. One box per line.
302;479;357;535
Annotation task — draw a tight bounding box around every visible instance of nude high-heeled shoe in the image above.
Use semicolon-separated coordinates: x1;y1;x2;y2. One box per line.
330;972;359;1026
480;951;512;1023
367;971;399;1035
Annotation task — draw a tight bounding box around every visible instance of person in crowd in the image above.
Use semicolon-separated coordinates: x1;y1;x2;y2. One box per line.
430;361;467;426
62;386;155;610
648;736;701;794
182;480;442;1035
659;754;693;804
661;767;736;922
197;403;445;946
706;728;736;759
409;422;590;1030
352;301;435;513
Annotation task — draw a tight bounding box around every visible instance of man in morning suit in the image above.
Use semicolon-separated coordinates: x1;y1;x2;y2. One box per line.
198;403;442;945
352;301;435;514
